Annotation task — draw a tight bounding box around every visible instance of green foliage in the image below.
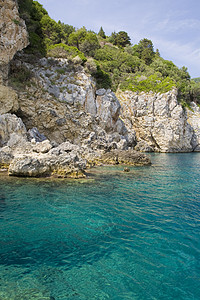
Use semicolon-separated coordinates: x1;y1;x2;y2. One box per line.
18;1;72;55
113;31;131;48
190;80;200;104
180;100;193;111
9;64;33;89
93;65;112;89
18;0;33;15
136;38;155;65
58;21;75;43
47;43;87;63
79;32;100;56
120;74;175;93
68;27;87;50
94;45;142;90
192;77;200;83
17;0;199;101
12;19;20;25
98;27;106;39
68;28;100;56
40;14;64;46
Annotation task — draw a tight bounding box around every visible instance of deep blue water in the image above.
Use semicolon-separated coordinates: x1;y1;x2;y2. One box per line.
0;153;200;299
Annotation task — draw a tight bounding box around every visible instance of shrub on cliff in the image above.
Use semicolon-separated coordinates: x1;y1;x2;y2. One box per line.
68;28;100;57
17;0;199;100
120;74;175;93
47;44;87;63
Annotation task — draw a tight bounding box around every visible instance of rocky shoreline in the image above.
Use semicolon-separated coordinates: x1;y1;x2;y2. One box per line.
1;0;200;179
0;116;151;178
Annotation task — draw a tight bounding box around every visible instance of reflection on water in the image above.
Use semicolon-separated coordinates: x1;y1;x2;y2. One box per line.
0;153;200;299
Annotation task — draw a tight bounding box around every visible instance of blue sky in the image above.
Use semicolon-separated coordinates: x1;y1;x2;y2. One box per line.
38;0;200;78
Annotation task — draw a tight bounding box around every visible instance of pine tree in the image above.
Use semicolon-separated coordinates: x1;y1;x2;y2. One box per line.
98;26;106;39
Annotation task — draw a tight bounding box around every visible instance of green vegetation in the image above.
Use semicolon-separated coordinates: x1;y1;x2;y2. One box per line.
121;74;175;93
47;43;87;62
12;19;20;25
98;27;106;39
18;0;200;103
9;64;33;89
193;77;200;83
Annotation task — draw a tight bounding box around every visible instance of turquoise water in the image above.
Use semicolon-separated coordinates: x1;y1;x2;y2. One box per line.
0;153;200;299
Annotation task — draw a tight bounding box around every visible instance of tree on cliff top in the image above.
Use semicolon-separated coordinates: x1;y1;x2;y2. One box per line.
136;38;155;65
98;27;106;39
113;31;131;48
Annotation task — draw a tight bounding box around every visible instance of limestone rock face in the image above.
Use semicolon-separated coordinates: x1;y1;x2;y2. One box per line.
0;0;29;82
0;149;14;168
0;84;19;114
187;103;200;151
117;89;194;152
9;56;130;149
0;113;27;147
96;89;126;134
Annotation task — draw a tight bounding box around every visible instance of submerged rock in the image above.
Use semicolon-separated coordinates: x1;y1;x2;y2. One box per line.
100;149;151;166
123;167;130;172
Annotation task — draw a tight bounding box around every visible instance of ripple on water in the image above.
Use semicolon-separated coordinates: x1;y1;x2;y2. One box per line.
0;154;200;299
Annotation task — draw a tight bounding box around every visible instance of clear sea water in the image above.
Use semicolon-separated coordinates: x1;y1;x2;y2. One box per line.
0;153;200;300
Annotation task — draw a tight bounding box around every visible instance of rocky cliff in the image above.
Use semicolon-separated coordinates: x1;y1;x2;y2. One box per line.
0;0;147;177
0;52;147;177
0;0;29;83
117;89;200;152
1;0;200;178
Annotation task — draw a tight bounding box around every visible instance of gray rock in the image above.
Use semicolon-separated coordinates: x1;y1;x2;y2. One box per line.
0;113;27;147
96;90;121;132
118;89;195;152
9;157;50;177
0;149;14;167
96;88;106;96
33;140;52;153
135;140;154;152
28;127;47;142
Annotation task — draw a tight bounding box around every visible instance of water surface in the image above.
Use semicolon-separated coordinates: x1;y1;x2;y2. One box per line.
0;153;200;299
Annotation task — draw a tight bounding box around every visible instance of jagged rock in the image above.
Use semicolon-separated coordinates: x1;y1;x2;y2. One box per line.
49;141;80;155
0;0;29;82
96;89;122;132
96;88;106;96
7;132;27;148
8;56;134;148
0;149;14;168
0;113;27;147
117;89;194;152
9;156;50;177
33;140;52;153
6;139;87;178
28;127;47;142
84;87;96;115
0;85;19;114
8;152;87;178
187;103;200;151
135;140;154;152
101;150;151;166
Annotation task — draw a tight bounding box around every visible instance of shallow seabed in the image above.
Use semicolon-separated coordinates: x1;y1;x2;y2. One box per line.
0;153;200;299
